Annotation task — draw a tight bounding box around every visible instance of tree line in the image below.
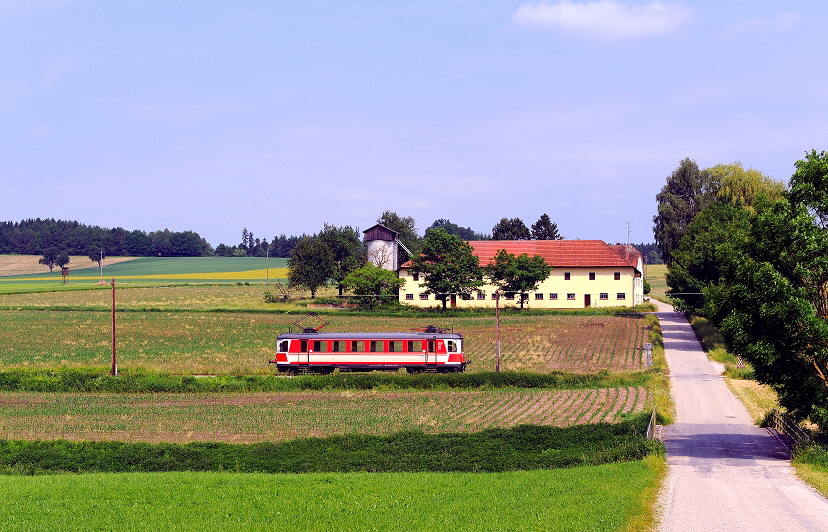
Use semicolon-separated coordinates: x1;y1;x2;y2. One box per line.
0;219;211;259
655;153;828;431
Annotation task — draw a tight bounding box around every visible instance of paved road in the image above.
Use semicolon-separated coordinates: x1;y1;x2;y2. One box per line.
654;300;828;531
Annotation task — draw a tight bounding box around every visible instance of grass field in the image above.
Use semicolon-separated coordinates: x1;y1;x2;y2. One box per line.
0;464;659;531
0;310;649;374
644;264;669;302
0;387;648;443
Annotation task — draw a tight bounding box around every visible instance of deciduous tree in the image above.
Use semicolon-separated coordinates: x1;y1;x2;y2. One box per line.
484;249;552;308
318;224;364;296
38;247;59;272
411;228;483;310
652;158;719;265
287;237;333;298
342;262;405;309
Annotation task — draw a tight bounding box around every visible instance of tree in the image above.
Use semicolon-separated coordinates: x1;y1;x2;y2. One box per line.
709;161;786;212
342;262;405;309
666;199;751;314
88;246;105;269
696;151;828;428
39;247;59;272
652;158;719;265
530;214;563;240
377;211;420;264
318;224;364;296
484;249;552;308
287;237;333;298
411;228;483;310
491;217;530;240
427;219;487;240
56;252;70;269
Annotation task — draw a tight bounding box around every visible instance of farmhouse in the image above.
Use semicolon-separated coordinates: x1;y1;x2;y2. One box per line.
397;239;645;309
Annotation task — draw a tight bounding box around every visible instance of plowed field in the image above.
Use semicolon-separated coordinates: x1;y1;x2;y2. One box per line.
0;387;648;443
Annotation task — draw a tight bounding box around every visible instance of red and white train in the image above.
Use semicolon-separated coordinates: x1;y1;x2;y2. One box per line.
270;325;468;375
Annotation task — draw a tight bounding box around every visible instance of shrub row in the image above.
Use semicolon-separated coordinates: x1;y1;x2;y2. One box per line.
0;368;650;393
0;415;661;475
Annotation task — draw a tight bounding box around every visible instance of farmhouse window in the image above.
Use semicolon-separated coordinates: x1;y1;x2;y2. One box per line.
477;291;486;300
600;293;609;300
535;293;543;300
617;293;626;300
614;272;621;280
413;273;419;281
567;293;576;300
370;341;383;352
550;293;558;300
589;272;596;280
419;293;429;300
405;293;414;300
564;272;571;280
505;293;515;300
491;293;498;300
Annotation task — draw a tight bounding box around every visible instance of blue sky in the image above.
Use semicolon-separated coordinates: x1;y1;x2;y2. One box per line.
2;1;826;247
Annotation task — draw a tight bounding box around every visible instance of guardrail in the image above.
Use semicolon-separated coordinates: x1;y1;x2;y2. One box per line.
766;408;810;449
646;407;658;440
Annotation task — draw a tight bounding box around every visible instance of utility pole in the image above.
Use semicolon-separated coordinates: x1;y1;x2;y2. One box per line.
110;279;117;376
495;289;501;372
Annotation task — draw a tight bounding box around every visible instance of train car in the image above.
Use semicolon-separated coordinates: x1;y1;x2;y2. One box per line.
269;325;468;375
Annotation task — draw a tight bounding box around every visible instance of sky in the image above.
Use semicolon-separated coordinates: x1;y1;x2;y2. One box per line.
2;1;827;248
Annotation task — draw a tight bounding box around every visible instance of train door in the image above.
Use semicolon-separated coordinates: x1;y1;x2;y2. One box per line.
425;338;437;367
300;339;310;368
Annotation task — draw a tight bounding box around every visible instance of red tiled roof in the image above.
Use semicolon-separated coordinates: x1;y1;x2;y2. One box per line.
400;240;642;271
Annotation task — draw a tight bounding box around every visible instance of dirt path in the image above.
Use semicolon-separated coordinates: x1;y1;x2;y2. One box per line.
654;300;828;531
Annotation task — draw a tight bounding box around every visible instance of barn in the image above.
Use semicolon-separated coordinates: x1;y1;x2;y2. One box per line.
396;239;645;309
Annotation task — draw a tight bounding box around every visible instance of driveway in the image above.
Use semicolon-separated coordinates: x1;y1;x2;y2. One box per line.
654;300;828;531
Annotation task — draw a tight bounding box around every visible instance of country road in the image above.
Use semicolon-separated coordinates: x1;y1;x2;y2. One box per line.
654;300;828;531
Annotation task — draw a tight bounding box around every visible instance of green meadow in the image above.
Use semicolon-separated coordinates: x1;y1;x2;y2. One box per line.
0;464;659;532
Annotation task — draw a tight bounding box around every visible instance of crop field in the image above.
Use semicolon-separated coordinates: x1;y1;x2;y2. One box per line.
0;387;648;443
0;464;659;532
0;310;648;374
645;264;669;302
0;255;288;283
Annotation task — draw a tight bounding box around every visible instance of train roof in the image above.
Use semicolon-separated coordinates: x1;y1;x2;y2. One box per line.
277;331;463;340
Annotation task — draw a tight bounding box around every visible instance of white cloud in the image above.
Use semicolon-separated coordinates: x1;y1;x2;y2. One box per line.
513;1;692;40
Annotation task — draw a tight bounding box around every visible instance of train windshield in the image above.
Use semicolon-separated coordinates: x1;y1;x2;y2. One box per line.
278;340;289;352
446;340;458;353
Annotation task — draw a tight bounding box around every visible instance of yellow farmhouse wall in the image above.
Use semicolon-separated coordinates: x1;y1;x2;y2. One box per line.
398;266;644;309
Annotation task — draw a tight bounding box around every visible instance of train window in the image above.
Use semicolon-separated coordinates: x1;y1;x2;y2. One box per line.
313;341;328;352
446;340;457;353
300;340;308;352
351;341;364;352
388;341;400;352
406;340;417;352
428;340;435;352
332;341;345;352
278;340;289;352
370;340;383;352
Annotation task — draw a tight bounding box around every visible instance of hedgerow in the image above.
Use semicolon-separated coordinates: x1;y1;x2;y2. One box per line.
0;368;650;393
0;414;661;475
